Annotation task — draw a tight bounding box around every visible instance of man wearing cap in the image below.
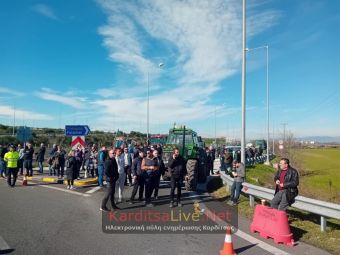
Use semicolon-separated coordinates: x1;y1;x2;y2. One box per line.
4;145;20;187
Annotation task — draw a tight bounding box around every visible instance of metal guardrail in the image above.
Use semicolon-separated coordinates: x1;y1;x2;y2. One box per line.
217;161;340;232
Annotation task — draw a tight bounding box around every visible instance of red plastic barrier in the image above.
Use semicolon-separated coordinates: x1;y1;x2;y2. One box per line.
250;205;295;246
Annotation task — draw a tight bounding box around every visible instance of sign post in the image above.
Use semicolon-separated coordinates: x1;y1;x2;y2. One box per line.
65;125;90;136
65;125;90;150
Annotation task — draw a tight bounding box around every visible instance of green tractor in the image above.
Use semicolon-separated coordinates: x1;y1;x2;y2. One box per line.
162;125;206;191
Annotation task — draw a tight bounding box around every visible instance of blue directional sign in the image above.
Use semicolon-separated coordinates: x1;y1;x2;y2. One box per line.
65;125;91;136
16;126;32;142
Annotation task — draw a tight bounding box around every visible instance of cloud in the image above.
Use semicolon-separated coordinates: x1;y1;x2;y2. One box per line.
0;87;24;97
32;4;57;20
97;0;281;85
93;0;281;132
0;105;52;121
35;88;87;109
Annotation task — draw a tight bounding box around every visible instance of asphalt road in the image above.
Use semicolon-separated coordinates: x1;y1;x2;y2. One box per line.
0;175;332;255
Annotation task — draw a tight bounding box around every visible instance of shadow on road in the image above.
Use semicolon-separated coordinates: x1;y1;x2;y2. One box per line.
0;249;15;254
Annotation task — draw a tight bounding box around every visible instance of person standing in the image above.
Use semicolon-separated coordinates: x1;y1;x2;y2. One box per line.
97;146;107;187
129;150;145;203
54;146;66;178
101;149;120;212
141;149;159;207
221;149;233;173
152;149;165;200
17;144;24;175
123;147;133;186
36;143;46;174
168;148;186;208
205;147;213;176
65;150;77;189
4;145;19;187
74;146;83;180
23;143;34;176
228;160;245;206
48;144;57;176
0;144;8;178
115;148;125;203
271;158;299;211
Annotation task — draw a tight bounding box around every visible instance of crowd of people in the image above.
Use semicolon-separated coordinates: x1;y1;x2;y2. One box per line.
1;141;297;212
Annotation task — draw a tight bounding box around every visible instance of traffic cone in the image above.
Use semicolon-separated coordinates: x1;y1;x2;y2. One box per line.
220;226;237;255
22;175;28;186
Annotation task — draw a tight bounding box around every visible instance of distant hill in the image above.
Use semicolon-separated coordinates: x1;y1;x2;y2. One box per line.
298;136;340;143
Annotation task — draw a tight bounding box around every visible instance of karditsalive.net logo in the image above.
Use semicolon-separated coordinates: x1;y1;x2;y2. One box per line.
102;201;238;234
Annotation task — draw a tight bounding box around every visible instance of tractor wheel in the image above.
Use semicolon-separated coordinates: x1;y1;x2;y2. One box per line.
185;159;198;191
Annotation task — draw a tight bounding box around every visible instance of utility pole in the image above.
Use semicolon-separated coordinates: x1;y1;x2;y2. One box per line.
281;123;288;142
12;105;16;137
241;0;247;166
214;107;217;144
272;124;275;155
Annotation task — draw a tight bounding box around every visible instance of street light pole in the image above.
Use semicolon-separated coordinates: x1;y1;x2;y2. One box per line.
241;0;247;165
245;45;270;165
147;71;150;145
265;45;270;165
214;106;217;144
146;63;164;146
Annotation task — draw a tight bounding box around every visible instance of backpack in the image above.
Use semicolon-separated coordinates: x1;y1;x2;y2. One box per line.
65;158;72;169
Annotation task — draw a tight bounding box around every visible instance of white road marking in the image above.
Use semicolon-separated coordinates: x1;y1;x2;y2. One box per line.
40;185;91;197
85;186;102;194
0;236;11;251
199;203;291;255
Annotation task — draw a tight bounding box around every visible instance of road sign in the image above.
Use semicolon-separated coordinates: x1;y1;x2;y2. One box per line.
279;140;284;145
279;144;284;150
65;125;90;136
16;126;32;142
71;136;86;150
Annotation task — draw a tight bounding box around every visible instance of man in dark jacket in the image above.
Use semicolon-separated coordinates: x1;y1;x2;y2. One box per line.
23;143;34;176
101;149;120;212
271;158;299;211
168;148;186;208
129;150;145;203
36;143;46;174
152;149;165;199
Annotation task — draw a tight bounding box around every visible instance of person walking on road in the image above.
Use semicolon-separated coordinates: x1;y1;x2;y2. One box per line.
65;150;77;189
115;148;125;203
4;145;19;187
141;149;159;207
101;149;120;212
228;160;245;206
129;150;145;203
168;148;186;208
271;158;299;211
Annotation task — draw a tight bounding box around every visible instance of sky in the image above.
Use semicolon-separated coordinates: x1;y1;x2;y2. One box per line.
0;0;339;140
